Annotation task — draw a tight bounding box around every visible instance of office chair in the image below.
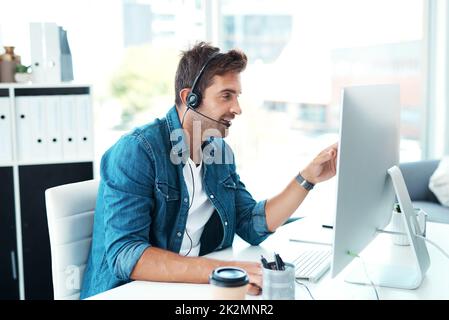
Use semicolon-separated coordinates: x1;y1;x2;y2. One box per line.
400;160;449;223
45;179;99;300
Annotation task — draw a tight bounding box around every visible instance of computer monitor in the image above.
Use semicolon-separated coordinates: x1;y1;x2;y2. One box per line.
330;84;430;289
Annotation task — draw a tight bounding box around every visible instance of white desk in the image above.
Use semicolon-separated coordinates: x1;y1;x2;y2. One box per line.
89;218;449;300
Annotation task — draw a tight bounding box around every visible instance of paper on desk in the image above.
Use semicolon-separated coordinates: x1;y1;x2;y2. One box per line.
287;217;334;246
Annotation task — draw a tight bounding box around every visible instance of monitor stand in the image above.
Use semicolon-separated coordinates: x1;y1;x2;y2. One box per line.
344;165;430;289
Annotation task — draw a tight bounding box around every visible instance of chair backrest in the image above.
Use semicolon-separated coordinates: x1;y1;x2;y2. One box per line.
45;179;99;300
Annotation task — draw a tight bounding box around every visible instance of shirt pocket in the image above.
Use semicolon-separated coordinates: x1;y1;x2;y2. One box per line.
155;181;180;202
220;174;237;190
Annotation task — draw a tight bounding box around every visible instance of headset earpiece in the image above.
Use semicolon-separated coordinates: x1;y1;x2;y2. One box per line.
187;91;201;109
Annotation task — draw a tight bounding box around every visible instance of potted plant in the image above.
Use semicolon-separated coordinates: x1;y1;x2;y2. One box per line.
15;63;33;83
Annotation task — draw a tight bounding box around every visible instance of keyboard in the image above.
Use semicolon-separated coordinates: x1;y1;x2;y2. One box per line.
292;248;332;283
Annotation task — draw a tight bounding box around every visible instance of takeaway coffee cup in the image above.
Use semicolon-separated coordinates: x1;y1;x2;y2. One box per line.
209;267;249;300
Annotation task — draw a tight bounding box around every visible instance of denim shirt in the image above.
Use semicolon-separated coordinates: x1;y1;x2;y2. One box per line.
80;106;272;299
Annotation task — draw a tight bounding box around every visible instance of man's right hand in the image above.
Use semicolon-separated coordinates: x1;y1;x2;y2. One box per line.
231;261;263;296
131;247;264;295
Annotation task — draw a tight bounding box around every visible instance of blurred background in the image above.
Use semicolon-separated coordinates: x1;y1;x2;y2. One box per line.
1;0;447;218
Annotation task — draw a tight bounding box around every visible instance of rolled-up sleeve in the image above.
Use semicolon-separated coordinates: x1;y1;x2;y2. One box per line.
232;168;273;246
101;133;155;280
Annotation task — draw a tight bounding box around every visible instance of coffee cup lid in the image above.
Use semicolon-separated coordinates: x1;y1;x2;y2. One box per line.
209;267;249;288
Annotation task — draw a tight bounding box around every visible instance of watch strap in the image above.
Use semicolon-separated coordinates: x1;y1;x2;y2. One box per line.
295;173;315;191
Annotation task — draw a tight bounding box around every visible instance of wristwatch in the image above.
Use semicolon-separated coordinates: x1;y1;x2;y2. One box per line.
295;172;315;191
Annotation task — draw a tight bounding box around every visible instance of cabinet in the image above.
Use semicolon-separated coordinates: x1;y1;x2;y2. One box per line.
0;85;94;299
0;166;19;300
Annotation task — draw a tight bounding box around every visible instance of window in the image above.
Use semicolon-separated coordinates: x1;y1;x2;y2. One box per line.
0;0;426;204
218;0;425;203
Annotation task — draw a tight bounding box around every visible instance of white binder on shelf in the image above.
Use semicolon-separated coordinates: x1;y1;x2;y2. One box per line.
30;23;61;83
44;96;63;160
60;95;78;160
76;95;94;159
16;97;48;162
0;97;13;163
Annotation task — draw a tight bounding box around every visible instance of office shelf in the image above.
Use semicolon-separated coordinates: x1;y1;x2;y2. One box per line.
0;84;94;299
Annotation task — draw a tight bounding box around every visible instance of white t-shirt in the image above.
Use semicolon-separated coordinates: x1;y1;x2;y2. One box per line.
178;157;215;256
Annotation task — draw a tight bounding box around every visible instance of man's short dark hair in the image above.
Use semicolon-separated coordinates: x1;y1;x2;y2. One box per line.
174;42;247;107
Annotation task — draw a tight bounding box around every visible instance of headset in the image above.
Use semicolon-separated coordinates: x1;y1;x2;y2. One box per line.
184;52;231;128
187;52;220;109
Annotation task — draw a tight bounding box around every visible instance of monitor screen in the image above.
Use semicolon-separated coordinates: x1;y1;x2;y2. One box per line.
331;84;400;278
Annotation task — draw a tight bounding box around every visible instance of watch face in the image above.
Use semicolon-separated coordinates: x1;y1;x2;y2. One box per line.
300;179;313;191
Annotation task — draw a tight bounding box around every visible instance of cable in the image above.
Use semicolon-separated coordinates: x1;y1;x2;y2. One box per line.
347;251;380;300
416;234;449;260
295;279;315;300
183;161;195;257
376;228;405;236
378;227;449;260
180;107;195;256
181;108;189;127
184;229;193;257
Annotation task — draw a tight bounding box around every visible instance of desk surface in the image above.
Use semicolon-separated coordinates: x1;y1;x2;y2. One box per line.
89;218;449;300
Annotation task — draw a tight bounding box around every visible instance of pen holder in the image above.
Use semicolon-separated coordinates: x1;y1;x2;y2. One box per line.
262;262;295;300
391;207;427;246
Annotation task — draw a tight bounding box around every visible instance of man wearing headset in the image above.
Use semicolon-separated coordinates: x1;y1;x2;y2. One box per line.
81;42;338;298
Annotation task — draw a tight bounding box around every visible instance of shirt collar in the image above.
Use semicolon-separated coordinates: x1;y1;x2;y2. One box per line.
165;105;215;164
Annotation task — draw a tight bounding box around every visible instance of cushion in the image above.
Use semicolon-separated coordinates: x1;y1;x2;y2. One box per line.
429;157;449;207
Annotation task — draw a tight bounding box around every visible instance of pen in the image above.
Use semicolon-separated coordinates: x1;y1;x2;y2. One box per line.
290;238;332;246
276;253;286;271
274;252;281;271
260;255;269;269
322;224;333;229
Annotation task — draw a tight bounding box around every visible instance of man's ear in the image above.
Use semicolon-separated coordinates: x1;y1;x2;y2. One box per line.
179;88;191;107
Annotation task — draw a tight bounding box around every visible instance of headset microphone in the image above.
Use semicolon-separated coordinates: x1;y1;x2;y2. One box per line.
186;105;231;128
